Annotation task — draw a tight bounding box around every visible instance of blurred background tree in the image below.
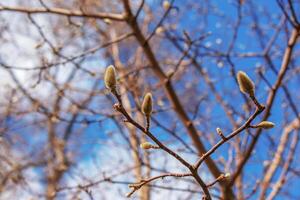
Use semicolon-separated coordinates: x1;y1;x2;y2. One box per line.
0;0;299;199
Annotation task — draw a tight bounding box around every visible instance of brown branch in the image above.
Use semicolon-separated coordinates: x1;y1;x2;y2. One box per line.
206;173;229;188
266;129;299;200
121;1;213;199
229;28;300;188
112;92;191;169
121;1;222;196
194;105;264;170
111;91;211;199
0;32;133;71
0;5;125;21
259;118;300;199
126;173;192;198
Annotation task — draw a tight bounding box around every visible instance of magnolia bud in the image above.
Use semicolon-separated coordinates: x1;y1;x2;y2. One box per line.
256;121;275;129
216;127;226;139
163;1;171;10
51;115;59;123
104;18;112;24
155;26;164;35
237;71;255;96
104;65;117;90
216;127;222;135
142;93;153;116
140;142;154;149
224;173;230;178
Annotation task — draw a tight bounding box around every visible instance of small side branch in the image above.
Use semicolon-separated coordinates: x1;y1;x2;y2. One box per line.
126;173;192;197
0;5;125;21
206;173;230;188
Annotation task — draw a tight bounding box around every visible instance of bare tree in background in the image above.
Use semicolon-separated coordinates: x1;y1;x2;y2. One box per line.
0;0;300;199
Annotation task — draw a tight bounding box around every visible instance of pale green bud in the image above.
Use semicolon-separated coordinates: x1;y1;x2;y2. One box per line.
237;71;255;96
140;142;154;149
256;121;275;129
142;93;153;116
104;65;117;90
163;1;171;10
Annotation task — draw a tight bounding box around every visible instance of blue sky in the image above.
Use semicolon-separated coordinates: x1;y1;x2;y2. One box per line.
0;0;300;199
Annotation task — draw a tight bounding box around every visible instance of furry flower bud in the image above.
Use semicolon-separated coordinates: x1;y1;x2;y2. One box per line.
256;121;275;129
142;93;153;116
140;142;154;149
104;65;117;90
216;127;222;135
155;26;164;35
104;18;111;24
163;1;171;10
237;71;255;96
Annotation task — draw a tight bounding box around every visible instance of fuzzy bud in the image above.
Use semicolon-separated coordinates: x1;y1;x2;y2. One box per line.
216;127;226;139
216;127;222;135
256;121;275;129
155;26;164;35
237;71;255;96
142;93;153;116
104;65;117;90
163;1;171;10
104;18;112;24
224;173;231;178
140;142;155;150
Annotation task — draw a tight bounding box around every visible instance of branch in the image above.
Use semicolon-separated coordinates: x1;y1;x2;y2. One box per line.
126;173;192;197
194;100;265;170
112;91;192;169
111;90;211;199
0;5;125;21
121;0;223;192
229;27;300;187
259;118;300;199
206;173;230;188
266;129;299;200
121;1;213;199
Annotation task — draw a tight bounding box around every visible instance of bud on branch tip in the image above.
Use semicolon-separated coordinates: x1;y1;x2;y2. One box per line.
140;142;158;150
142;93;153;116
237;71;255;96
163;1;171;10
104;65;117;90
255;121;275;129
